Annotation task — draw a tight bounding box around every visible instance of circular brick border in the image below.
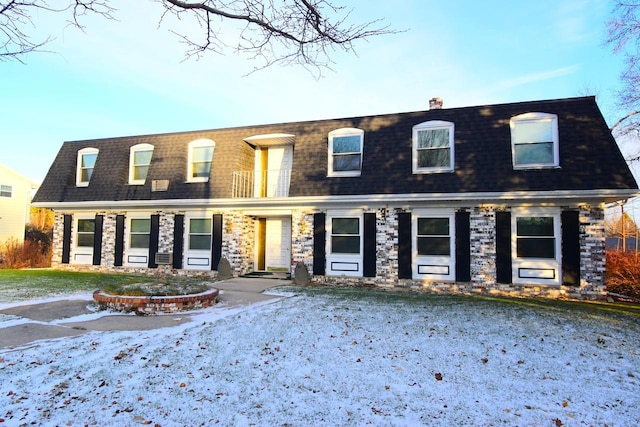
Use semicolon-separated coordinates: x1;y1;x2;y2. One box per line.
93;288;219;314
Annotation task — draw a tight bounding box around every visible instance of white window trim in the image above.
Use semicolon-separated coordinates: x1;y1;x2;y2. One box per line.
412;120;455;174
326;209;363;277
71;213;95;265
510;112;559;169
411;208;455;281
183;212;214;271
76;147;99;187
511;207;562;286
187;139;215;183
128;143;154;185
124;213;152;267
0;184;12;198
328;128;364;177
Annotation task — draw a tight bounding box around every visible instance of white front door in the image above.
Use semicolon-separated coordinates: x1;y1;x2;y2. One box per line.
264;217;291;271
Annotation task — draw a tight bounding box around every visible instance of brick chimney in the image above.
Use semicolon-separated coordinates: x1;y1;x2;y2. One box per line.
429;97;443;110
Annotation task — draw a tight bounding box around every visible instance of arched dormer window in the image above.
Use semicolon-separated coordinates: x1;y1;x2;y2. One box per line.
510;112;559;169
187;139;215;182
328;128;364;177
129;143;154;185
412;121;454;174
76;147;99;187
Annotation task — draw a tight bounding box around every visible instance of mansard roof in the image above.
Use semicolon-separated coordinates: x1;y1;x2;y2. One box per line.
33;96;638;205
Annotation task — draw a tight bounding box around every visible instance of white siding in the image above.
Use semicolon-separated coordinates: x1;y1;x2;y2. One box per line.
0;165;37;244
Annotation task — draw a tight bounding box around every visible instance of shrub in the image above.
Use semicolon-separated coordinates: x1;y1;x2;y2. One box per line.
605;249;640;300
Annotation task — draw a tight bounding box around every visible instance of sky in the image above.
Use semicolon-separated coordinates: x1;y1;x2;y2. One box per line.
0;0;629;184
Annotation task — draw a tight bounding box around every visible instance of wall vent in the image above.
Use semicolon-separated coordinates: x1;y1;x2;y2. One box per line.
155;252;173;265
152;180;169;192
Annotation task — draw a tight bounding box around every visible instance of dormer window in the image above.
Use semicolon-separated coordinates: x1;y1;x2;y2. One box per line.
328;128;364;177
412;121;454;173
188;139;215;183
76;147;99;187
129;143;154;185
510;112;559;169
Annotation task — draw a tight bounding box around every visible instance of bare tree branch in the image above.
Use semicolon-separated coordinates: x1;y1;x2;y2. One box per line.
0;0;399;74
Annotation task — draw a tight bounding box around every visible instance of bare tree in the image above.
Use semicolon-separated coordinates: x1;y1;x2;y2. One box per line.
0;0;397;72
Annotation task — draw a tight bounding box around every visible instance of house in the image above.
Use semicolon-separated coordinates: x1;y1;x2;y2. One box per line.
32;96;639;299
0;164;38;245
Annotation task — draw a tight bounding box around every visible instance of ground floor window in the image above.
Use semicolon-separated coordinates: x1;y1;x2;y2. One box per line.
76;218;95;247
189;218;212;250
326;210;363;276
412;209;455;280
512;208;561;285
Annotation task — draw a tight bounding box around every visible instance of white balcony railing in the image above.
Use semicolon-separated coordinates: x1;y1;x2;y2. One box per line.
232;169;291;198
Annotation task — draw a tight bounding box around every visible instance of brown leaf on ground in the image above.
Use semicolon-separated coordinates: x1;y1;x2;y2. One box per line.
435;373;443;381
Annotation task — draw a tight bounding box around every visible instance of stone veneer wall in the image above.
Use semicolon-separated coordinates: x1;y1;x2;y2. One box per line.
51;205;608;300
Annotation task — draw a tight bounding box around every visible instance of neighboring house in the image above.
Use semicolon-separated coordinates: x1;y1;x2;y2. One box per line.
32;96;639;299
0;164;38;244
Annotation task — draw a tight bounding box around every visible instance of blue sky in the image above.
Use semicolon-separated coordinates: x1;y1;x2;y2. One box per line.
0;0;627;183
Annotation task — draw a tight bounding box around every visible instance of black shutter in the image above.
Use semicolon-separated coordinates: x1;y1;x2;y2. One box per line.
92;215;103;266
363;213;377;277
148;214;160;268
455;211;471;282
313;213;326;275
398;212;412;279
212;214;223;270
562;210;581;286
495;211;512;284
114;215;125;267
173;214;184;269
62;214;72;264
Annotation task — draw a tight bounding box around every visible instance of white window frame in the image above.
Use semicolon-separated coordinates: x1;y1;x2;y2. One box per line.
124;213;152;266
0;185;12;198
71;213;95;265
412;121;455;174
326;209;363;277
412;209;455;281
187;139;215;183
183;212;214;270
129;143;154;185
510;112;559;169
511;207;562;286
328;128;364;177
76;147;99;187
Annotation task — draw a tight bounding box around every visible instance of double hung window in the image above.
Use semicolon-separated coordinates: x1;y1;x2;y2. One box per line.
328;128;364;177
0;185;12;197
412;210;455;280
510;112;559;168
412;121;454;173
330;217;361;254
129;144;154;185
76;219;95;247
188;139;215;182
129;218;151;249
188;218;212;250
417;218;451;256
76;147;99;187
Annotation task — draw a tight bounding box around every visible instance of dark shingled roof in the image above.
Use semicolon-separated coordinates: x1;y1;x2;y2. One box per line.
33;96;637;204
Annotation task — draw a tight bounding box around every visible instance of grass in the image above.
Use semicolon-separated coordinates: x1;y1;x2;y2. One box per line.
0;269;639;321
0;269;212;302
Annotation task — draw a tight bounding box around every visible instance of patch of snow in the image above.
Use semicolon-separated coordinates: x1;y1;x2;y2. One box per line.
0;290;638;426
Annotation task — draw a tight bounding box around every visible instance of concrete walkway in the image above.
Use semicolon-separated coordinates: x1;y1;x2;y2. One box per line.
0;277;291;350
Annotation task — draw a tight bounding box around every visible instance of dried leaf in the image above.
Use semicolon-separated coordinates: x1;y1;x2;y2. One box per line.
435;373;443;381
562;401;568;408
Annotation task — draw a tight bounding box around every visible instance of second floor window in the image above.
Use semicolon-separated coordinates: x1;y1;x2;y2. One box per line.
412;121;454;173
328;128;364;177
188;139;215;182
76;147;99;187
129;144;154;185
510;112;559;169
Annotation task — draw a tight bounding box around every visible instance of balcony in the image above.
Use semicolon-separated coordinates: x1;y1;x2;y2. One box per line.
232;169;291;198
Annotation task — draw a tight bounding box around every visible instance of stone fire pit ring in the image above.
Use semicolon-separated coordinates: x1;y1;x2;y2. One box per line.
93;288;219;315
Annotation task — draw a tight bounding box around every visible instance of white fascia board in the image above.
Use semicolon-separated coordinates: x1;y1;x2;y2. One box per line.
31;189;640;211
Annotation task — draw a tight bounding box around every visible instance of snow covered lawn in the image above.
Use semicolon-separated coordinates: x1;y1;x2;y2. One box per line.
1;286;639;426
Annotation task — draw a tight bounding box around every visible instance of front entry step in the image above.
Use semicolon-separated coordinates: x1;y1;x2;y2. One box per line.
241;271;291;280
